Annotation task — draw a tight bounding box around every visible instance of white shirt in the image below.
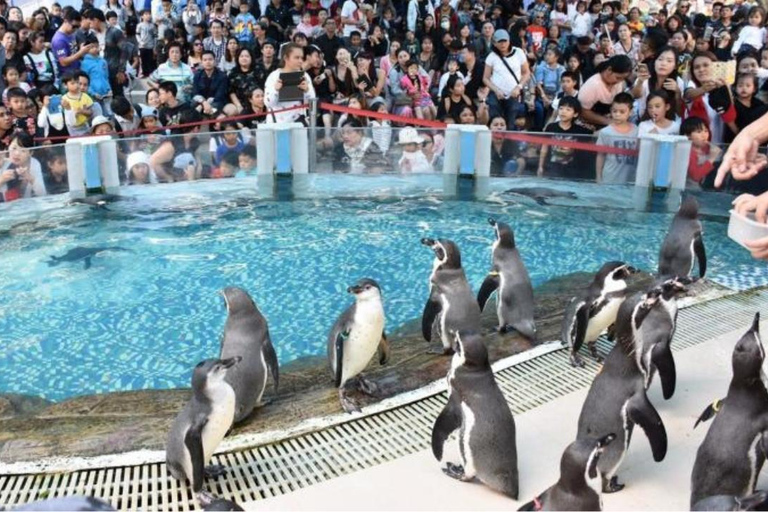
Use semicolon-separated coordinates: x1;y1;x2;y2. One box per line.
732;25;766;55
571;11;592;37
264;69;316;124
485;48;526;97
638;118;681;137
341;0;361;37
407;0;419;32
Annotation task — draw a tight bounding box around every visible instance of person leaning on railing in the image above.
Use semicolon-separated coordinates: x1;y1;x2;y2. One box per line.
717;109;768;259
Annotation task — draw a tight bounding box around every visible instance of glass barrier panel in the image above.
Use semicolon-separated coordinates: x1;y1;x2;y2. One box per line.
0;142;69;204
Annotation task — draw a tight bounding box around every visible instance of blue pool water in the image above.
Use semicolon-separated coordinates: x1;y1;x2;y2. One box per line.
0;177;759;401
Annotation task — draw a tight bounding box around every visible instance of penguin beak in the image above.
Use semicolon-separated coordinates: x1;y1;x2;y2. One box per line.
752;312;761;334
220;356;241;369
421;237;435;247
625;265;638;274
347;285;363;295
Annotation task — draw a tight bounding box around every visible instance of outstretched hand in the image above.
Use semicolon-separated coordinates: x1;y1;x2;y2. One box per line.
715;133;768;187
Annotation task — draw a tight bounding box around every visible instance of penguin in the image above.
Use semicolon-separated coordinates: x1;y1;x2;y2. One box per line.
327;278;389;414
166;357;241;496
431;331;519;498
634;276;691;400
690;313;768;508
561;261;637;367
692;491;768;511
518;434;617;511
477;218;536;341
576;287;668;493
219;287;279;423
658;195;707;279
196;493;245;511
421;238;482;355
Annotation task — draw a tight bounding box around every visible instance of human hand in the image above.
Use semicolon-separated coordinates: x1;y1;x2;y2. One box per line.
43;96;50;107
715;132;768;187
15;166;32;184
79;43;94;55
745;236;768;260
663;78;679;93
510;86;521;99
733;191;768;223
298;78;309;92
61;97;70;109
314;74;325;85
274;78;283;91
0;168;15;185
637;66;650;82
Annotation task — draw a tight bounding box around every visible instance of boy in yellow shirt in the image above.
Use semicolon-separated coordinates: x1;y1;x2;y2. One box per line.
61;72;94;136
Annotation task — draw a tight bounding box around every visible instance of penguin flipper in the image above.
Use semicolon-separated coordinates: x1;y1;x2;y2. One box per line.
262;335;280;394
378;331;390;365
422;294;442;342
184;417;209;493
571;301;590;354
694;233;707;278
693;399;724;429
431;392;462;461
628;392;667;462
738;491;768;511
651;341;676;400
477;273;500;311
334;333;345;388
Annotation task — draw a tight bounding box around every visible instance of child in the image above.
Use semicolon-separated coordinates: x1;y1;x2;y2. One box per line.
437;55;465;98
126;151;158;184
236;145;257;177
44;151;69;195
638;89;680;136
726;73;768;142
548;70;579;124
538;96;593;178
80;36;113;116
7;88;37;138
571;1;592;38
296;12;315;38
214;121;245;165
369;97;392;154
404;30;420;56
732;6;767;55
36;85;68;140
397;127;433;173
1;65;30;107
211;151;239;178
234;1;257;46
681;116;721;187
137;10;157;78
60;72;94;137
595;92;638;184
535;47;565;130
400;60;436;120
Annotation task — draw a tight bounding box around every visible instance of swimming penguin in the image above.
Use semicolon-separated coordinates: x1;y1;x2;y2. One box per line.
561;262;637;367
658;195;707;279
477;218;536;341
692;491;768;511
690;313;768;508
518;434;616;511
9;496;116;511
219;287;279;423
166;357;241;496
327;278;389;413
421;238;482;355
431;331;519;498
576;288;668;493
47;246;131;270
635;276;691;400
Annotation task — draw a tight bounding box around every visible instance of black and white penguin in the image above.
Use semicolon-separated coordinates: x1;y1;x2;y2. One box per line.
431;331;519;498
635;276;691;400
576;288;668;493
477;218;536;341
327;278;389;413
518;434;616;511
658;195;707;279
690;313;768;508
166;357;241;496
561;261;637;367
421;238;482;355
220;287;279;423
692;491;768;511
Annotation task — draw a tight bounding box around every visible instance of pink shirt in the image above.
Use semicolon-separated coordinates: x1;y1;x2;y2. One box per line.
577;73;625;110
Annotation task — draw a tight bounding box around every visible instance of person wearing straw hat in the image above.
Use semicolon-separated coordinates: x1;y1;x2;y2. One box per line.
397;127;433;173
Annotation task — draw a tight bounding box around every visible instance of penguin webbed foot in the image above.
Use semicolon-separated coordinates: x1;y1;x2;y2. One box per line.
339;388;361;414
357;375;379;396
602;476;625;493
442;462;471;482
427;344;454;355
588;343;603;363
569;352;586;368
204;465;229;479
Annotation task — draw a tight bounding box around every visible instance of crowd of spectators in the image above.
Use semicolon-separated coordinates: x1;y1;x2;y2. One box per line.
2;0;768;201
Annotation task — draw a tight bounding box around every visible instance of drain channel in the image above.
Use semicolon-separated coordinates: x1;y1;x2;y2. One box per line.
1;289;766;510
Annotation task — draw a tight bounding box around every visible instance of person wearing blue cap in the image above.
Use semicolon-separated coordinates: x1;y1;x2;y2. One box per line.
482;28;530;129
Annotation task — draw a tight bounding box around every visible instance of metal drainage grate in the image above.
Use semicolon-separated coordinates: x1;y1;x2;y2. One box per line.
2;289;767;510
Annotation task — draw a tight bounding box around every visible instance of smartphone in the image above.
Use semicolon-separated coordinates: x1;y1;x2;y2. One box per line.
703;25;713;41
637;63;648;75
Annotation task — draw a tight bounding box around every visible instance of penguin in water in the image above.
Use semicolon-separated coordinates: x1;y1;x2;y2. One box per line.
431;331;519;498
327;278;390;413
658;195;707;279
421;238;482;355
634;276;691;400
576;287;668;493
477;218;536;341
690;313;768;508
166;358;241;498
692;491;768;511
518;434;616;511
561;262;637;367
219;287;279;423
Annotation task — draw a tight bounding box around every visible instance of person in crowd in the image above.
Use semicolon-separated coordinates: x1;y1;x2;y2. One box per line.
685;50;735;145
264;42;315;124
638;89;680;136
192;50;229;115
539;95;593;178
483;28;530;129
578;54;631;129
595;91;638;183
149;41;193;102
682;115;722;188
333;118;388;173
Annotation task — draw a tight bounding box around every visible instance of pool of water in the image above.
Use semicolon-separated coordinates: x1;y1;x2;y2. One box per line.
0;176;757;401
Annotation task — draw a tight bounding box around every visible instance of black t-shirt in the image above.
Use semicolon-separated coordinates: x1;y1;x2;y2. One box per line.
314;33;343;67
543;122;594;178
159;102;192;128
725;97;768;143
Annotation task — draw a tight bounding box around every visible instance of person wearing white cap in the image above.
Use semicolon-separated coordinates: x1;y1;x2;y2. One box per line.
125;151;158;185
397;127;433;174
483;28;530;130
90;115;115;136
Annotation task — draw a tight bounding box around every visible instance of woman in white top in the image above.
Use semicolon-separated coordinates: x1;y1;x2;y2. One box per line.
264;43;316;124
483;28;530;127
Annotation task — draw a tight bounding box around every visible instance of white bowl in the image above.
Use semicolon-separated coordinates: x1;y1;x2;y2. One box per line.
728;209;768;248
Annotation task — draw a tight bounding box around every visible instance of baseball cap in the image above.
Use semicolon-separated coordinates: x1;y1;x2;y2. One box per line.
492;29;510;42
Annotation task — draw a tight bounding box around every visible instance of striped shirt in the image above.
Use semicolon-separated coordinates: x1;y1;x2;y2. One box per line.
149;61;193;102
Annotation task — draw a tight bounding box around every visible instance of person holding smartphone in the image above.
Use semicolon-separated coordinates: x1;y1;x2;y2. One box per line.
264;42;315;124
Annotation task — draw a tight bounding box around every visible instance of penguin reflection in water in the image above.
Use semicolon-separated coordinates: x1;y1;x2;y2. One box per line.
431;331;519;498
576;286;668;493
327;278;390;413
518;434;616;511
421;238;482;355
477;219;536;342
561;262;637;367
166;358;241;503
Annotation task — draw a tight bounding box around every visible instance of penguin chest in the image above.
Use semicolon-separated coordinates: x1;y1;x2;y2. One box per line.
201;385;236;463
342;304;384;383
586;298;622;342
